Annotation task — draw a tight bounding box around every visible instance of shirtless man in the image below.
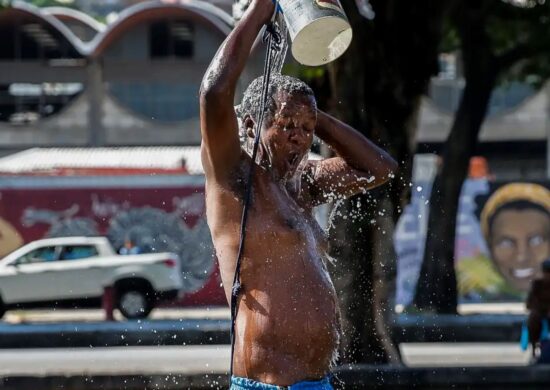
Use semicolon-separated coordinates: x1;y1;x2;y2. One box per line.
199;0;397;387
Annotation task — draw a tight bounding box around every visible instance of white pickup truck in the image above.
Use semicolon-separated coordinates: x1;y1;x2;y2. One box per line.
0;236;183;319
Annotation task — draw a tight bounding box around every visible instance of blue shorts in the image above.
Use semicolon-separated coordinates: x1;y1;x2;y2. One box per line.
230;375;333;389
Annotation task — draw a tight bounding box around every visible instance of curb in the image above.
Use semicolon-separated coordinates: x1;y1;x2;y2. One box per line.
0;319;230;348
0;314;526;348
2;365;550;390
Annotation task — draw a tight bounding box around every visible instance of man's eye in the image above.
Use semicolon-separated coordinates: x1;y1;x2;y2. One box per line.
529;235;546;247
495;238;515;249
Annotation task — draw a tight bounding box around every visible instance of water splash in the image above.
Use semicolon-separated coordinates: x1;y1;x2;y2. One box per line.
270;12;289;75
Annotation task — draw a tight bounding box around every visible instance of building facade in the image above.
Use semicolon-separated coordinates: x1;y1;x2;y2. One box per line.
0;0;262;155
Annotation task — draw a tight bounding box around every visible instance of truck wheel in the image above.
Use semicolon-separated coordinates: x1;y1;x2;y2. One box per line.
117;288;153;319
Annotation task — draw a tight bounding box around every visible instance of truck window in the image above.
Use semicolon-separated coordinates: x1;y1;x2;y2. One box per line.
16;246;58;264
60;245;99;260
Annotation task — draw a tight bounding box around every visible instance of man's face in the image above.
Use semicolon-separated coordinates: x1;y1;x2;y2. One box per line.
260;91;317;180
489;208;550;291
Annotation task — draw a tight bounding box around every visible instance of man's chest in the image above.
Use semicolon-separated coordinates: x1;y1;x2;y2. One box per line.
207;180;326;251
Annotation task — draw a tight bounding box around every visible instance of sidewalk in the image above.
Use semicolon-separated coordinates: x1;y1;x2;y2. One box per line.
0;343;530;376
3;303;525;325
3;307;230;324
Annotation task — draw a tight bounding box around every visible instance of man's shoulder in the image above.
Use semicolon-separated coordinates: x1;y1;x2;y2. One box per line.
205;151;249;199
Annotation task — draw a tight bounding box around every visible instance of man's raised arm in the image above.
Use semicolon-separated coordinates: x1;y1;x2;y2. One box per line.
199;0;274;181
303;109;398;206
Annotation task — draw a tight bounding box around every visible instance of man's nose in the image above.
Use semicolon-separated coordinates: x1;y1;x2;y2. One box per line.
288;128;305;143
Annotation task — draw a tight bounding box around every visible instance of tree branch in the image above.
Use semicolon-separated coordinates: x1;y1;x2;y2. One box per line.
492;0;547;21
496;42;534;70
496;37;550;70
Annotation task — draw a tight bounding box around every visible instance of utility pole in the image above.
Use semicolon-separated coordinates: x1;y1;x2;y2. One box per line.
86;58;105;147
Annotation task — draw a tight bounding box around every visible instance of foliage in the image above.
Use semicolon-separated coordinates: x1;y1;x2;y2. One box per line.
488;1;550;88
441;1;550;89
25;0;77;8
439;18;460;53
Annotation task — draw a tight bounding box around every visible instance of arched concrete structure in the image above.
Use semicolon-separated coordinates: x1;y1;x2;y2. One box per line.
86;0;232;57
43;6;105;42
0;1;85;58
0;0;264;151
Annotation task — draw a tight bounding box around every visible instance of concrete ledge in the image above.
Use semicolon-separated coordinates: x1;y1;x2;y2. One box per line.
0;374;228;390
0;319;231;348
2;365;550;390
392;314;524;343
0;374;229;390
0;314;526;348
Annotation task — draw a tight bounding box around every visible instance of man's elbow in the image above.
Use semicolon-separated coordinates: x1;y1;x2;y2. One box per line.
376;156;398;185
199;76;233;105
200;84;228;107
386;156;399;177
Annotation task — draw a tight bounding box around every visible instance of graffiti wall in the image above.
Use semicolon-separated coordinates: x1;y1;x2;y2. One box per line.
395;179;550;305
0;175;226;306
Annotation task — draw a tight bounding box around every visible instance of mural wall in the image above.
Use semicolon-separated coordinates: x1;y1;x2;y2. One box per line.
395;179;550;305
0;175;226;306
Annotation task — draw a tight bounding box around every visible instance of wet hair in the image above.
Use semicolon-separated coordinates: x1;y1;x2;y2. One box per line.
236;74;315;141
488;200;550;242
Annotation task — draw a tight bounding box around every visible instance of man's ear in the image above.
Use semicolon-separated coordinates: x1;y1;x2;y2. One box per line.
243;115;255;138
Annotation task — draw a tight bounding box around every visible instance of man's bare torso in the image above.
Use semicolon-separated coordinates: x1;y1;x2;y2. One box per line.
206;156;339;385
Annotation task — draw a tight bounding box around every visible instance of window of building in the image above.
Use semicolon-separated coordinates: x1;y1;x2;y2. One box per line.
0;23;80;60
149;21;194;59
0;83;83;124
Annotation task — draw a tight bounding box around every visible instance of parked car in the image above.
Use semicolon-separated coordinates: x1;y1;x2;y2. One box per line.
0;236;183;319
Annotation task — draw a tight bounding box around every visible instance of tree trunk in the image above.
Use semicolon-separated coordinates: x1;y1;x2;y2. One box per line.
326;0;449;363
414;4;497;313
329;195;393;363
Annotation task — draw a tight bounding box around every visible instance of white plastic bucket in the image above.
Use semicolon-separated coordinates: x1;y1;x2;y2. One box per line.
278;0;352;66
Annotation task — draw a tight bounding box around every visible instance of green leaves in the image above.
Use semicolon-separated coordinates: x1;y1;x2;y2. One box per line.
26;0;77;8
0;0;11;10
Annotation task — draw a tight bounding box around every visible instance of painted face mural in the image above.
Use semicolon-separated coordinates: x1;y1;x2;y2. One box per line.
395;178;550;306
481;183;550;292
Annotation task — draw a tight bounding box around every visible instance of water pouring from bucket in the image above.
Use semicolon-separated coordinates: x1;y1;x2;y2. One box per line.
277;0;352;66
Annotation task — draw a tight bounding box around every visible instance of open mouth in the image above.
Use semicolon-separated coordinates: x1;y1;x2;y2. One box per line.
511;267;535;279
